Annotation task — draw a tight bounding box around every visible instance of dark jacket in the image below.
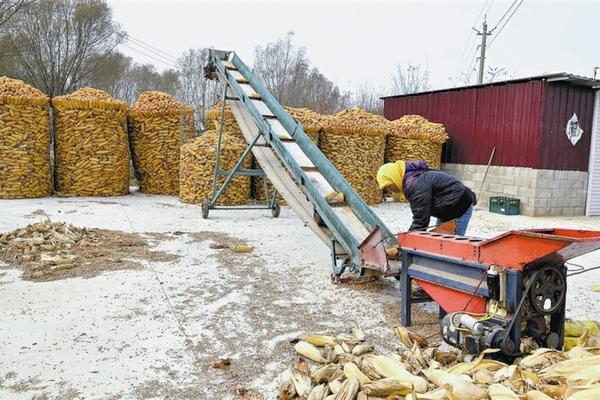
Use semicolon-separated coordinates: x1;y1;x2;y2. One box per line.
403;162;477;231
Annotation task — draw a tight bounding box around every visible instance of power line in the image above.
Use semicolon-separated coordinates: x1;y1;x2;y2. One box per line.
491;0;518;31
120;43;179;69
124;39;179;65
127;35;180;63
488;0;524;49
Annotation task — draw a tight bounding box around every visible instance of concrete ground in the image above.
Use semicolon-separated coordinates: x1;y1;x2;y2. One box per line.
1;193;599;399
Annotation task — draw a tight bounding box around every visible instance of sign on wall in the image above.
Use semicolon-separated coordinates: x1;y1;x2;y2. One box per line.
566;113;584;146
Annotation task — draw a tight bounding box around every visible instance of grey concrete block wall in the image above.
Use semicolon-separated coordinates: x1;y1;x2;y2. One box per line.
441;163;588;216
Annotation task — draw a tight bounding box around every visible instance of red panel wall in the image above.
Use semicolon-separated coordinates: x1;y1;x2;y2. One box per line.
539;84;595;171
383;81;545;167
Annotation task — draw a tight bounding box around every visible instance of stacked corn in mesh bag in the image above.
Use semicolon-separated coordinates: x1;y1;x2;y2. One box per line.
320;108;389;205
52;88;129;196
385;115;449;202
387;115;448;168
179;130;251;205
0;77;52;199
204;101;245;142
129;91;195;195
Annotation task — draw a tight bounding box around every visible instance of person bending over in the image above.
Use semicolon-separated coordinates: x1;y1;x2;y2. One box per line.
376;160;476;235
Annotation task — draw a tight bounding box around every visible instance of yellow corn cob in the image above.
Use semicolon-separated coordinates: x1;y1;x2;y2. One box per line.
300;334;338;347
367;355;428;392
232;245;253;253
294;341;327;364
352;344;374;356
343;362;371;386
328;379;342;394
295;341;328;363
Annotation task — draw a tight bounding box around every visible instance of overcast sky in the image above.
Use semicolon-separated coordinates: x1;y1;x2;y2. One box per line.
108;0;600;95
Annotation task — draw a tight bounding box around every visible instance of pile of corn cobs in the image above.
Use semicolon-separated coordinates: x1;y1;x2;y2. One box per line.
279;326;600;399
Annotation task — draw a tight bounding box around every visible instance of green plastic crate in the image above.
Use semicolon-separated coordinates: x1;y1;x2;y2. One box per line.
489;196;520;215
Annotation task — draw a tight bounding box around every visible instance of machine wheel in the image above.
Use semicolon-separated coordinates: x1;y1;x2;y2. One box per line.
271;202;281;218
529;266;566;314
201;198;210;219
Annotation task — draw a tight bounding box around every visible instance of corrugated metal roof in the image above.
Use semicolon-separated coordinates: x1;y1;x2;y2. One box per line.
381;73;600;100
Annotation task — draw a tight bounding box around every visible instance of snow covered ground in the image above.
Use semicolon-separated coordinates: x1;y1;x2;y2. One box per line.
0;193;599;399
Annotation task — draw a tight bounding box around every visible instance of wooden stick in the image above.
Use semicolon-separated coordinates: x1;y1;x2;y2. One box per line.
478;146;496;203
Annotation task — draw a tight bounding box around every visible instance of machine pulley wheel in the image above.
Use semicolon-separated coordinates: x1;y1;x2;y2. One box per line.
529;266;566;314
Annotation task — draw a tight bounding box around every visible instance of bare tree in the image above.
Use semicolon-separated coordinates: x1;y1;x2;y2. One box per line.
89;52;180;104
176;48;220;129
0;0;125;96
390;63;431;95
352;83;384;114
0;0;28;28
253;32;349;113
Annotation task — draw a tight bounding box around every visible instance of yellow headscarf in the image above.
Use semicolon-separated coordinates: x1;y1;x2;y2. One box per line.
377;161;406;191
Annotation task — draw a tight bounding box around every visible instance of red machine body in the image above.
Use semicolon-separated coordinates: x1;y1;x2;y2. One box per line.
396;228;600;315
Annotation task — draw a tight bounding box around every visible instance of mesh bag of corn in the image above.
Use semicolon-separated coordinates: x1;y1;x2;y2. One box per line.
319;108;388;205
385;115;449;202
179;130;251;206
129;91;195;195
0;77;52;199
204;102;247;142
52;87;129;197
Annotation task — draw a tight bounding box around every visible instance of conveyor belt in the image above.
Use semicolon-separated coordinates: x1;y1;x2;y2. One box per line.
206;50;394;275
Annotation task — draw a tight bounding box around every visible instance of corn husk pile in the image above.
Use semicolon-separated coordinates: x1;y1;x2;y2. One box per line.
385;115;449;202
52;88;129;196
0;76;52;199
0;220;173;281
320;108;387;205
280;326;600;400
0;220;95;276
179;130;251;205
129;91;195;195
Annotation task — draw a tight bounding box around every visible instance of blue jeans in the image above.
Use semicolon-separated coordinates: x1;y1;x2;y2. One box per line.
437;205;473;236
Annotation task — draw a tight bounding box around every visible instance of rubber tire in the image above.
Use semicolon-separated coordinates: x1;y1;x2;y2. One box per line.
201;198;210;219
271;202;281;218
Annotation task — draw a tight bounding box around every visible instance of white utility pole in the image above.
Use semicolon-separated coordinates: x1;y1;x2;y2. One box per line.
474;17;492;84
